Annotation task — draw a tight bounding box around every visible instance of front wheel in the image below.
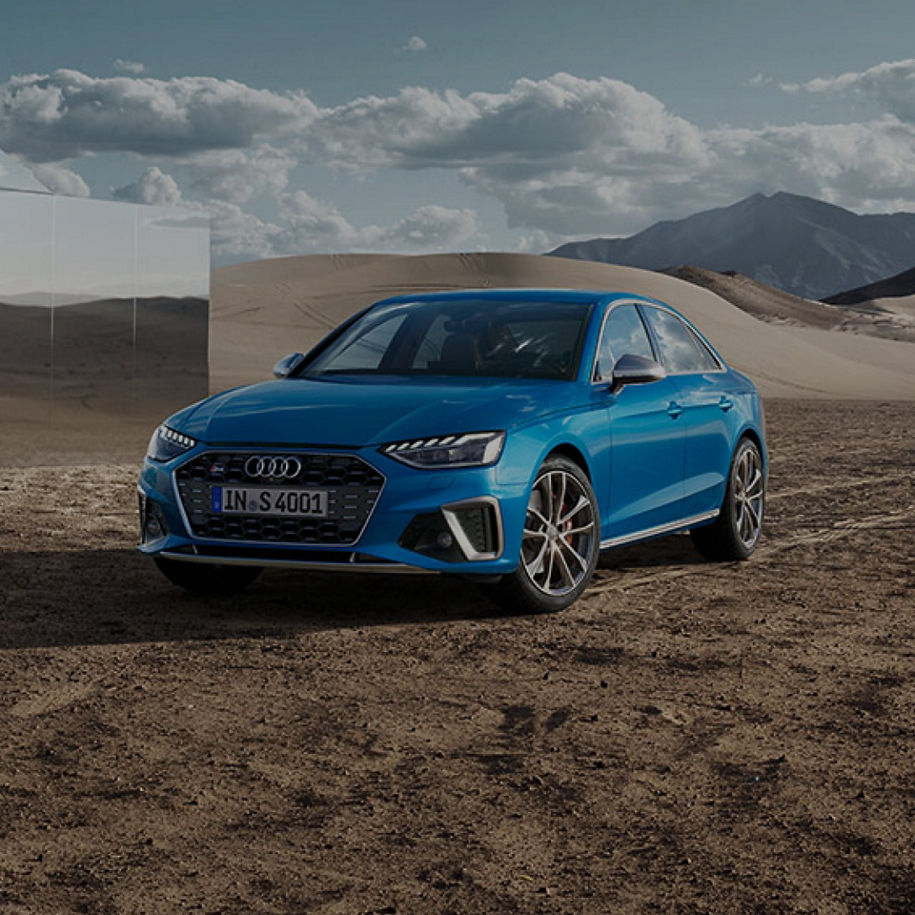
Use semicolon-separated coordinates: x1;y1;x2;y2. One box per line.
487;456;600;613
691;437;765;561
153;557;262;595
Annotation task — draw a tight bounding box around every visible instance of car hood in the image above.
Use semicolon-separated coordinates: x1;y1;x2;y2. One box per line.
170;376;580;446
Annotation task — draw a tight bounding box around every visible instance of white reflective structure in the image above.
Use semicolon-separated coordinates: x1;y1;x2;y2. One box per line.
0;148;51;194
0;152;209;457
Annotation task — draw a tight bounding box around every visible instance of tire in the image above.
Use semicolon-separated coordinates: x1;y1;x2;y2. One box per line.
153;557;262;595
487;455;600;613
690;437;765;561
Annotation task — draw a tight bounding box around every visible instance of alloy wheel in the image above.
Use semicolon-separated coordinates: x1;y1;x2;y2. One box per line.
521;469;597;596
732;445;764;548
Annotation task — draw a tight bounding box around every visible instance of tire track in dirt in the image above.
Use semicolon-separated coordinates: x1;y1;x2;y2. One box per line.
588;502;915;595
767;470;912;501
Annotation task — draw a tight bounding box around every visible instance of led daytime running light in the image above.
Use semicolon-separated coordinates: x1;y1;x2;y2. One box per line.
381;431;505;469
161;427;195;450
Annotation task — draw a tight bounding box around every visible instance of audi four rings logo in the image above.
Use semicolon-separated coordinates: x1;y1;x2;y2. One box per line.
244;455;303;479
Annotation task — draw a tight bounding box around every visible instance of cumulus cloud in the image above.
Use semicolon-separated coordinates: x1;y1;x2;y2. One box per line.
113;58;145;74
27;161;90;196
0;68;316;161
402;36;428;53
309;73;709;171
112;166;481;259
113;166;184;206
301;73;716;233
275;191;480;254
786;58;915;122
7;64;915;253
179;145;296;203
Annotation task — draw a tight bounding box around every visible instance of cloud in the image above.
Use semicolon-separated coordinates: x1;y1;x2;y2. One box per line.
304;70;915;234
402;36;428;53
113;58;145;74
112;166;481;259
308;73;709;172
0;68;316;161
27;161;90;196
8;63;915;252
275;191;481;254
180;145;296;203
786;58;915;122
746;74;773;88
113;166;184;206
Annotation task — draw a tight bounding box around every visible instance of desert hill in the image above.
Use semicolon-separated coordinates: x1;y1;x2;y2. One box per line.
662;265;915;342
212;252;915;400
549;192;915;300
824;265;915;305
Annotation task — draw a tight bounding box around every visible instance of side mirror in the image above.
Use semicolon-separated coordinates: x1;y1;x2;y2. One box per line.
610;353;667;393
273;352;305;379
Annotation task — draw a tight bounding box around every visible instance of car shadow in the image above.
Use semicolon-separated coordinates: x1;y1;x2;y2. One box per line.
597;533;708;571
2;535;707;651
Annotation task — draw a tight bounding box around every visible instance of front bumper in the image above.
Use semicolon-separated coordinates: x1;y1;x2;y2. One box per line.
137;443;528;575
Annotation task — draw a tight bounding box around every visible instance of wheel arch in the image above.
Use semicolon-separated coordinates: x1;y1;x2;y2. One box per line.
544;442;592;480
736;424;767;472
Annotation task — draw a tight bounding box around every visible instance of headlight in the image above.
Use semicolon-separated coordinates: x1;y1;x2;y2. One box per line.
147;425;197;462
381;431;505;469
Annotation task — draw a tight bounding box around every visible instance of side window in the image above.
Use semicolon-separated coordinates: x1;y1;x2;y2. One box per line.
594;304;655;380
641;307;718;374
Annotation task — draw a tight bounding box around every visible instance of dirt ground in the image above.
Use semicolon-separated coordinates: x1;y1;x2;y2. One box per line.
1;400;914;914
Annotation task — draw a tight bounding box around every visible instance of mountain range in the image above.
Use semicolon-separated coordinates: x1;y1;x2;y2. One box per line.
548;192;915;300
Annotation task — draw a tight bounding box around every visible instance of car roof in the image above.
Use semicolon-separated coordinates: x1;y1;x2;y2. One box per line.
370;288;670;310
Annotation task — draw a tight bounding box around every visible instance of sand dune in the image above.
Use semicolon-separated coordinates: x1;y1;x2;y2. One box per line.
662;265;915;342
212;252;915;400
824;265;915;306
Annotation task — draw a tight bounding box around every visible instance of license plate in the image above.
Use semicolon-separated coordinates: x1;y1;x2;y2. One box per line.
211;486;328;517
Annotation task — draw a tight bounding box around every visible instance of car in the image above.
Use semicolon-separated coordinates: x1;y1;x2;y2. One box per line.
138;289;766;613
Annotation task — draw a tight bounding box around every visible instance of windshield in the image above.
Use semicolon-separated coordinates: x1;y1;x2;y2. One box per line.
302;298;593;381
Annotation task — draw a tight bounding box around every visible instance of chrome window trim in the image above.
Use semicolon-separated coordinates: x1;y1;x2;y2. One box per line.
440;495;504;561
599;509;719;550
170;447;387;549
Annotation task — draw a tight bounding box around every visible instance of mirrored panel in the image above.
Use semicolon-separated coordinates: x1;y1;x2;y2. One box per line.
51;196;136;416
0;149;51;193
135;207;210;420
0;191;53;408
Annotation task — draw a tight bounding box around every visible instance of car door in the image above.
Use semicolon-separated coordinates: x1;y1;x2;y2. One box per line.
594;303;687;542
639;305;735;518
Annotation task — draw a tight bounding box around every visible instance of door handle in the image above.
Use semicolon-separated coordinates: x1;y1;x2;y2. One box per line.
719;396;734;412
667;401;683;419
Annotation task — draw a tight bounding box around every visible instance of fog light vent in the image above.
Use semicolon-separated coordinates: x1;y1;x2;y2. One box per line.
441;498;502;561
140;494;169;544
450;506;493;554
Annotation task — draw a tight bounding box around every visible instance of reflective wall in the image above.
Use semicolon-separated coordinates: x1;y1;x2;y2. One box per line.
0;189;209;458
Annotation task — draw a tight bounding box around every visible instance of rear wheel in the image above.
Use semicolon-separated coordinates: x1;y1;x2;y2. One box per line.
488;456;599;613
690;437;765;561
153;557;262;595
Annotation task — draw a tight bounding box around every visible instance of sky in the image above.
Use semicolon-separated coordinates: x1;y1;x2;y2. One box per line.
2;0;915;265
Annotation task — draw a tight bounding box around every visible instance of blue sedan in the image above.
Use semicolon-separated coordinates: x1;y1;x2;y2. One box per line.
138;289;766;612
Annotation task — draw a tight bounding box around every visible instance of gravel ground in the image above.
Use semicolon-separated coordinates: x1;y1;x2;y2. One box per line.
1;400;914;914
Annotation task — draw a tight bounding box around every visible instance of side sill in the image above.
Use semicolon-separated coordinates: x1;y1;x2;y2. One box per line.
600;509;719;550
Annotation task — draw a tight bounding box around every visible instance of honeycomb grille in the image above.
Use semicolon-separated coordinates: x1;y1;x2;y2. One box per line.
175;451;384;545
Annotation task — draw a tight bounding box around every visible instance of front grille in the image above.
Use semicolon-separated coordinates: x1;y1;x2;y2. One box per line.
175;451;384;545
